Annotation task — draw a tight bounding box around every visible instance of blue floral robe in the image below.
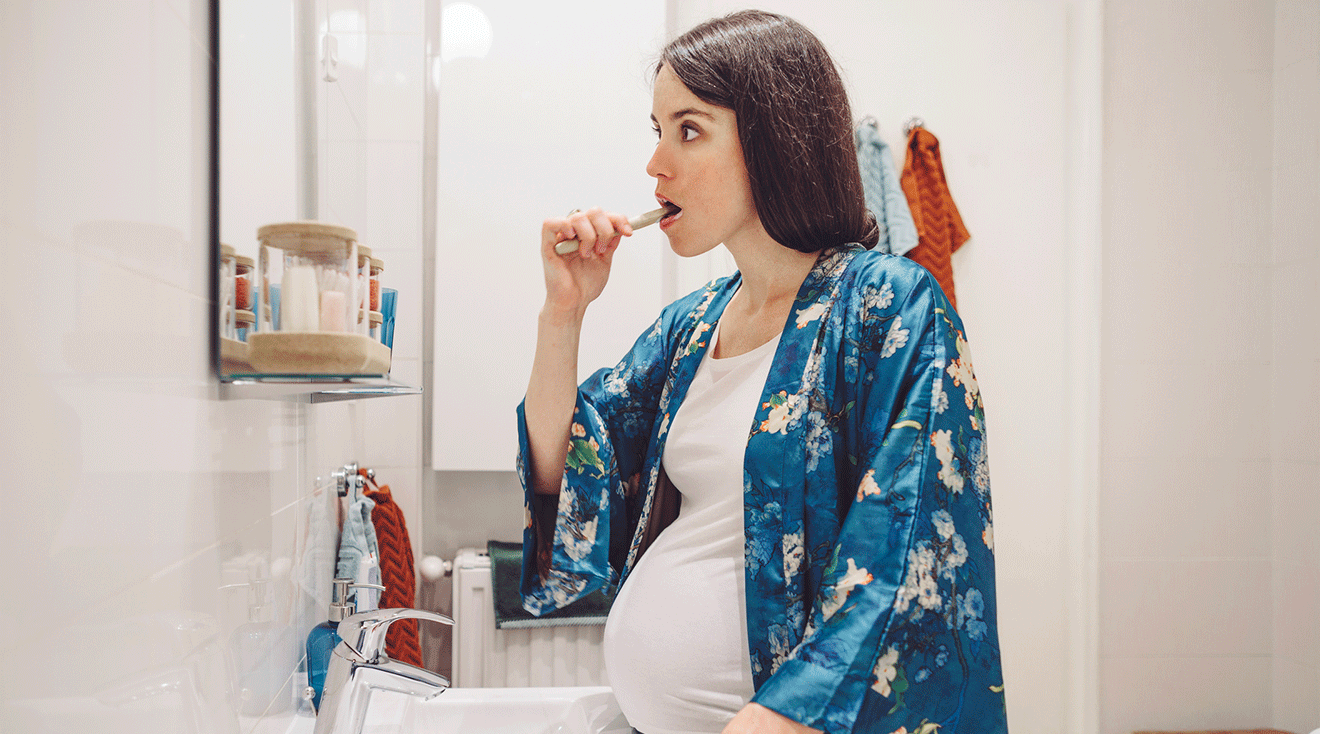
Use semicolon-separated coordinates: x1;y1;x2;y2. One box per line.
516;245;1008;733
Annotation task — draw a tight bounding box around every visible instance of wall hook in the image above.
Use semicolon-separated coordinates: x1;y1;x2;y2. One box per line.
332;462;363;497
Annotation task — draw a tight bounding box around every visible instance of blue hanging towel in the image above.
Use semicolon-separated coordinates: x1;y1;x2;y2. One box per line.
855;121;919;256
336;489;379;593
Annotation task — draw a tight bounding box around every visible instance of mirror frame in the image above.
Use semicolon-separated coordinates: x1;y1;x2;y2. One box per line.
208;0;220;381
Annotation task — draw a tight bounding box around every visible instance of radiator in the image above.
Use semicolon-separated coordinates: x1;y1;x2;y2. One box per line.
449;548;607;688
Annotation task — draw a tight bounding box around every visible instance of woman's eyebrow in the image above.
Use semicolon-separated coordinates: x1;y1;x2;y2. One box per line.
650;108;717;124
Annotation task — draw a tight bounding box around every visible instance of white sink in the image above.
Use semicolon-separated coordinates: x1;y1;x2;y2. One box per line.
274;686;630;734
399;687;629;734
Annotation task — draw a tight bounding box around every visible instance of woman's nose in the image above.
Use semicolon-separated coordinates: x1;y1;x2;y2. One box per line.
646;143;669;180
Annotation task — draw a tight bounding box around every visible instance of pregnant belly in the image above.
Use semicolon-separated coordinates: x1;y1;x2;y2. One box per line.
601;530;755;734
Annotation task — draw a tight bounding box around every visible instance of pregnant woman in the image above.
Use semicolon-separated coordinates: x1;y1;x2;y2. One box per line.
518;10;1008;734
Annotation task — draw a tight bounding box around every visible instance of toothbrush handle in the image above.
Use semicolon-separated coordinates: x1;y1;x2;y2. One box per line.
554;206;671;256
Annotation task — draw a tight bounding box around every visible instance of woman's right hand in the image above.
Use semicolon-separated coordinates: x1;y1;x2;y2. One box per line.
540;207;634;317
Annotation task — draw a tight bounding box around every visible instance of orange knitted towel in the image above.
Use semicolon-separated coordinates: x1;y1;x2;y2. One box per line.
362;473;423;668
900;126;970;309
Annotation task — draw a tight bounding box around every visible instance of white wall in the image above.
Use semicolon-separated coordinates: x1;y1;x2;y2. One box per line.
0;0;428;732
1099;2;1318;733
1270;1;1320;731
429;0;668;471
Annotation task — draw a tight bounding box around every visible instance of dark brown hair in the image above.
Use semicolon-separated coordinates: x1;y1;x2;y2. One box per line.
658;10;879;253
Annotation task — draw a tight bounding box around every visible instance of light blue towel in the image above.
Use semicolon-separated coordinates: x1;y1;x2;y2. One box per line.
336;490;379;590
855;122;919;256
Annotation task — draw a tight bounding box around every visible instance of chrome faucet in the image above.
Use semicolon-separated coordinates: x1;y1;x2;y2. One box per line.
313;607;455;734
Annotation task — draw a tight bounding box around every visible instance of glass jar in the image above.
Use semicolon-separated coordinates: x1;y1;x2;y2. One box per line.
256;222;360;333
369;257;384;313
235;254;254;311
220;244;237;339
235;309;256;342
368;310;383;343
356;245;373;336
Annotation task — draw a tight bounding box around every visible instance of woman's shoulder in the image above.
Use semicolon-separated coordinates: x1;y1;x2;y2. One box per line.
842;247;943;306
839;247;971;351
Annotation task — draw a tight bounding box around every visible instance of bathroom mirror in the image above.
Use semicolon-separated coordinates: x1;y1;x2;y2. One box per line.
214;0;297;382
214;0;421;397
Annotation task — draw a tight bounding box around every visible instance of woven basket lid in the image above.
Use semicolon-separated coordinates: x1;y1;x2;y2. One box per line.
370;257;384;271
220;243;236;259
234;254;254;269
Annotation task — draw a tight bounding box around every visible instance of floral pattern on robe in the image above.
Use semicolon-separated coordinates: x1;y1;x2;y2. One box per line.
515;245;1008;733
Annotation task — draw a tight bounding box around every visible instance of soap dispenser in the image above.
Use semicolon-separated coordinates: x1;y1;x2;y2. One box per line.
228;559;298;717
306;577;353;711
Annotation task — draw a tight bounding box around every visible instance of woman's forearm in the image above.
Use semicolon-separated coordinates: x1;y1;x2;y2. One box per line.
527;207;631;495
524;305;586;495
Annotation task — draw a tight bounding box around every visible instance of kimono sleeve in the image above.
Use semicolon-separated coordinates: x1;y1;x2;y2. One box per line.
514;313;673;616
753;267;1005;733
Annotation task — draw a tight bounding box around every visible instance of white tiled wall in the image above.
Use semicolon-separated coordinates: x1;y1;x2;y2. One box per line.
1270;1;1320;732
1101;1;1319;733
0;0;427;732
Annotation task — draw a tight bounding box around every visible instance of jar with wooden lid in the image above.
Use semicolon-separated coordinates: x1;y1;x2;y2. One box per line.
368;310;383;343
234;254;254;311
235;309;255;342
248;221;390;376
220;244;237;339
256;221;360;334
369;257;384;313
355;245;373;335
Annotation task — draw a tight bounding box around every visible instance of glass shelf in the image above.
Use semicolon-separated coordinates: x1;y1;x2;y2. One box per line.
218;375;422;403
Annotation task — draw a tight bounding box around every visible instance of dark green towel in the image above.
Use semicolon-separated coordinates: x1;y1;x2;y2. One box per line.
487;540;614;630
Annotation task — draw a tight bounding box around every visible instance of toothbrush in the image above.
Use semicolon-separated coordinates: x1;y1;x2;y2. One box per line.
554;204;679;256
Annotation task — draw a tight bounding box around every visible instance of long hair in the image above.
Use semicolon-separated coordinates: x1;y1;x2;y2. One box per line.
658;10;879;252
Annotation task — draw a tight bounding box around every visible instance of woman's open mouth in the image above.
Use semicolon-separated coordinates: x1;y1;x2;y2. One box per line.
658;202;682;230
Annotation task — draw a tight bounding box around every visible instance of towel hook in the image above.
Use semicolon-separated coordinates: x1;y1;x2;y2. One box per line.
902;116;925;137
332;461;363;497
857;115;880;131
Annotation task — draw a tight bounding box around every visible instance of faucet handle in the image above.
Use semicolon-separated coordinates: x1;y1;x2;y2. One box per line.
337;608;454;664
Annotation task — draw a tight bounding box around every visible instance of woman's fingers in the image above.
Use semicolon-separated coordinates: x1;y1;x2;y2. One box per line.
538;207;635;312
585;209;630;256
587;210;613;255
558;207;635;258
566;209;599;258
541;216;576;256
602;210;635;254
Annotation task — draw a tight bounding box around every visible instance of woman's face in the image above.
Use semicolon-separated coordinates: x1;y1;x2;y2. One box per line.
647;64;763;257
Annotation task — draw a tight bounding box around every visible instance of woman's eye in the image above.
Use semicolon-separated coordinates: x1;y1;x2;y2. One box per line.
651;126;661;139
682;125;699;142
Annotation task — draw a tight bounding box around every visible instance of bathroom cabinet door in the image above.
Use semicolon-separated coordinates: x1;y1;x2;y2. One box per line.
431;0;668;471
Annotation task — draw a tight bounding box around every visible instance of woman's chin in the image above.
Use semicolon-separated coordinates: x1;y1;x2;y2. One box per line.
668;237;722;259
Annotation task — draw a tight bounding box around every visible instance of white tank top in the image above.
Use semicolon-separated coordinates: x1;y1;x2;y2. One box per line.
602;319;780;734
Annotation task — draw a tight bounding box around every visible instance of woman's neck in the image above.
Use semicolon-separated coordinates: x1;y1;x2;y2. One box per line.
724;233;819;314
